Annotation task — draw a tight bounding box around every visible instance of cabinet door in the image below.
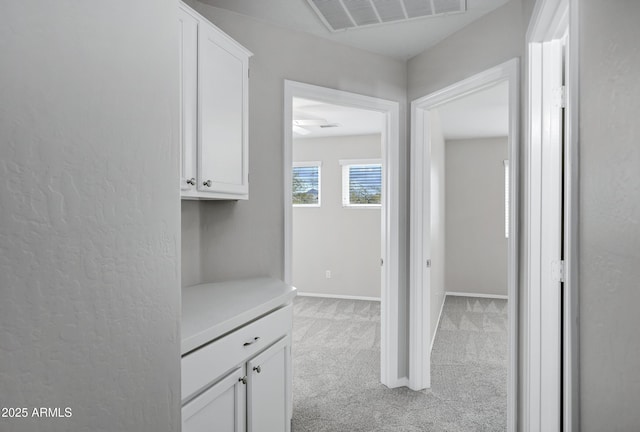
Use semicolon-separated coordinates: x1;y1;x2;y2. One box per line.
247;336;291;432
197;21;249;198
178;6;198;192
182;367;246;432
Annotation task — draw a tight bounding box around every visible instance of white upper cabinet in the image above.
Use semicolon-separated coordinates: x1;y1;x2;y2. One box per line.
178;7;198;192
179;2;252;200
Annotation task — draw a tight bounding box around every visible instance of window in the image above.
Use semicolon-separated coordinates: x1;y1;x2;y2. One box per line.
504;159;509;238
340;159;382;207
292;162;321;206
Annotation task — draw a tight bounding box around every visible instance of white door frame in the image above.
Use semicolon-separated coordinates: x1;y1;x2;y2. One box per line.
409;58;519;431
525;0;579;431
283;80;403;388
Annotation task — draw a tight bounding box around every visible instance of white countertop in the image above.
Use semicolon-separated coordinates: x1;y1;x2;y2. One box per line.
181;277;297;355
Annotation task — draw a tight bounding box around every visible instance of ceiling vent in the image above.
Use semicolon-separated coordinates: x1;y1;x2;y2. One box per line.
307;0;467;32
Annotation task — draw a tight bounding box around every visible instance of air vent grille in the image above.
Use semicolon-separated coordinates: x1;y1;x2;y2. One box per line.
344;0;380;26
372;0;406;22
308;0;466;32
433;0;462;14
313;0;354;31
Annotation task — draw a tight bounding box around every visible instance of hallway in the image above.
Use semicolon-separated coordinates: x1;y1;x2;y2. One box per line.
292;296;508;431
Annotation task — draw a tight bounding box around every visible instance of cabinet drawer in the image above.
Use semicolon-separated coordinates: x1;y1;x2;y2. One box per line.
182;304;292;402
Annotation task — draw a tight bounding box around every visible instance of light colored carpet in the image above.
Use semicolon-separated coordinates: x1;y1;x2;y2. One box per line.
291;295;508;432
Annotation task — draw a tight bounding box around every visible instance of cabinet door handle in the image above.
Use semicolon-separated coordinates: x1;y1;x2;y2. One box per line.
186;178;196;186
238;376;247;385
243;337;260;347
253;366;261;374
203;179;212;187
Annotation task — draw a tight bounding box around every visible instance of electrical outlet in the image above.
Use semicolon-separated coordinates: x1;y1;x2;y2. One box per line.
325;270;331;279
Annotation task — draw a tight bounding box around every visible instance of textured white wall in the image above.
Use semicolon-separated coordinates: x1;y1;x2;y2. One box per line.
186;1;410;377
429;111;446;342
579;1;640;429
445;137;508;297
292;135;382;299
182;201;202;287
0;1;180;431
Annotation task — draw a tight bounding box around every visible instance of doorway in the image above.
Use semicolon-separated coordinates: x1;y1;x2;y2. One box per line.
283;81;402;388
409;59;520;431
290;100;384;302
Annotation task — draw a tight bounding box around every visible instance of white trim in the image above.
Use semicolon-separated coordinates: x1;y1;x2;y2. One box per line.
446;291;509;300
525;1;578;431
564;2;580;431
409;58;519;432
430;294;446;353
284;80;401;388
392;377;409;388
296;292;381;302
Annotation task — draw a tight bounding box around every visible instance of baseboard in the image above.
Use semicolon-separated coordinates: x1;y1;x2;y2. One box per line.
296;292;381;302
387;377;409;389
430;294;447;353
446;291;508;300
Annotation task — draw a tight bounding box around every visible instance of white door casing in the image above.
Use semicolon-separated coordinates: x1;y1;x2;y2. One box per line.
283;81;402;388
409;58;520;431
525;0;579;430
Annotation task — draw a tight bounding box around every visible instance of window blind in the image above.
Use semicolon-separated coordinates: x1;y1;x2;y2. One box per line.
292;165;320;205
347;164;382;205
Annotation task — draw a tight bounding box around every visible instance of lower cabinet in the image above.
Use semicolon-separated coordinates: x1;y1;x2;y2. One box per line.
247;337;291;432
182;305;293;432
183;367;246;432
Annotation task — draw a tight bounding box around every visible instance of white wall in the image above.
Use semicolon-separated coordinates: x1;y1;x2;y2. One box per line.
445;137;508;297
292;135;381;299
182;201;202;287
429;111;446;343
0;1;180;431
186;2;410;377
407;0;525;101
579;1;640;429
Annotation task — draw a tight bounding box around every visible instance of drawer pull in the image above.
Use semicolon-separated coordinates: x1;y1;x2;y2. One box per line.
239;376;247;385
253;366;261;374
243;337;260;347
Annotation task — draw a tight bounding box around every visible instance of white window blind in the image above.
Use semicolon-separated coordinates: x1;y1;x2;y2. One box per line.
340;160;382;207
292;162;321;206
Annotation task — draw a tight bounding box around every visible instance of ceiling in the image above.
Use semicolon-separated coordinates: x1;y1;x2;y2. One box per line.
198;0;511;59
293;98;383;138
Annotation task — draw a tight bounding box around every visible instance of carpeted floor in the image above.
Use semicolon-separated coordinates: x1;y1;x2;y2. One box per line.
291;295;508;432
